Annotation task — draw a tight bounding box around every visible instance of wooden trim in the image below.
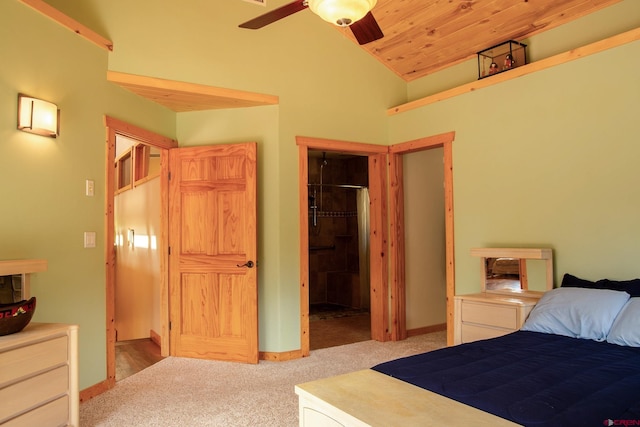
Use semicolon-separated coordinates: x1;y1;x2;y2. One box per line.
18;0;113;51
388;28;640;116
388;152;406;341
79;379;111;403
519;259;529;291
470;247;552;259
104;116;177;150
134;144;150;184
387;132;456;345
443;140;456;346
407;323;447;337
159;150;170;357
114;146;133;194
0;259;47;276
296;136;388;154
298;144;311;358
104;124;117;390
297;137;390;351
368;153;389;341
104;116;176;395
259;349;304;362
388;132;456;154
150;329;161;348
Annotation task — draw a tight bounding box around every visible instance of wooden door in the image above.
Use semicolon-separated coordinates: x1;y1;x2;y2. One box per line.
168;143;258;363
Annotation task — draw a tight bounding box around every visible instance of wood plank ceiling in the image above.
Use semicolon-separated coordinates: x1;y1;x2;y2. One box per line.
123;0;621;110
341;0;622;81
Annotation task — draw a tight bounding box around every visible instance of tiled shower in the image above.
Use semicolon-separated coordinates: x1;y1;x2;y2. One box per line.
308;152;370;312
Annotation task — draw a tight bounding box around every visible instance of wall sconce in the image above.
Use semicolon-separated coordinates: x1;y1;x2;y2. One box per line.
17;93;59;138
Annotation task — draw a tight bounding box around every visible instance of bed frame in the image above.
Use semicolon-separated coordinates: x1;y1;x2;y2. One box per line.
295;369;520;427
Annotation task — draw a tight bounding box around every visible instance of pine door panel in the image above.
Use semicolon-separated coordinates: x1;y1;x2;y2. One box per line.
169;143;257;363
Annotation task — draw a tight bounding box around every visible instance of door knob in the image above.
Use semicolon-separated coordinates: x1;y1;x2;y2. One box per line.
237;260;255;268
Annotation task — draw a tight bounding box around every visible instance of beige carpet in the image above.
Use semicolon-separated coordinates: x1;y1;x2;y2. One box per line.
80;331;446;426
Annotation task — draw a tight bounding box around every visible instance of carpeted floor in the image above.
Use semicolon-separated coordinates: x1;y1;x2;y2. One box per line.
80;331;447;426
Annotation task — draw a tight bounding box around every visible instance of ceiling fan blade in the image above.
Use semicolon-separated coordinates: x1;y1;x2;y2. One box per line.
239;0;308;30
350;12;384;45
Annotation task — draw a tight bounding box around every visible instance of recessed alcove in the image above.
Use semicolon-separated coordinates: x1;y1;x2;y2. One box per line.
0;259;47;303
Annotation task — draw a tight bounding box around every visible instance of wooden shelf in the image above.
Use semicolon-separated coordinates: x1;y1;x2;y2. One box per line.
18;0;113;51
0;259;47;301
388;27;640;116
0;259;47;276
107;71;280;112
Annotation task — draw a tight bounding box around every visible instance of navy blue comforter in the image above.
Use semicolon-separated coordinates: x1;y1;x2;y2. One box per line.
372;331;640;427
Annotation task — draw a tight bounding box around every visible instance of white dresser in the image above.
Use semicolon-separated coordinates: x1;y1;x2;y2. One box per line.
454;247;553;345
0;323;79;426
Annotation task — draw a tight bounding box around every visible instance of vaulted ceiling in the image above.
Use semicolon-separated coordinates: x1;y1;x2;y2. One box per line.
23;0;625;111
251;0;622;81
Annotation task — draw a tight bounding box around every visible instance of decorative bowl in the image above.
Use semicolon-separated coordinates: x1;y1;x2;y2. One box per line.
0;297;36;336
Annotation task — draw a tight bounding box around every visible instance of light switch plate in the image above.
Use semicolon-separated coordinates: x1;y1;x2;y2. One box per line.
84;231;96;248
86;179;95;196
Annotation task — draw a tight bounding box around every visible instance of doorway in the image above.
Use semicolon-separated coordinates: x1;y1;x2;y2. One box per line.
297;136;389;357
307;150;371;350
104;117;178;390
388;132;456;345
298;131;456;356
112;135;164;380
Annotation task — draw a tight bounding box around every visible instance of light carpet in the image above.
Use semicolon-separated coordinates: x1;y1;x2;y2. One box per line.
80;331;446;427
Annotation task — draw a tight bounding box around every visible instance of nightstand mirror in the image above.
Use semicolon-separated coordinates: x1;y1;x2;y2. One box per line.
471;248;553;296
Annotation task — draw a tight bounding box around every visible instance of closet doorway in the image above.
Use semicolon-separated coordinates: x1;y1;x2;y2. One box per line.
298;131;456;356
307;150;371;350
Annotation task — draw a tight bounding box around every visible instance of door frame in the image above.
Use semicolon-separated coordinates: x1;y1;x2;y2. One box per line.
297;136;389;357
104;116;177;389
388;131;456;345
298;131;456;354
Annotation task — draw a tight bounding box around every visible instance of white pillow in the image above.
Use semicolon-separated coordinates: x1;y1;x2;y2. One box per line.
521;287;630;341
606;298;640;347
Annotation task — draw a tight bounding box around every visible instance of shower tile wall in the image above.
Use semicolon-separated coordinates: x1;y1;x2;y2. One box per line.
309;155;368;309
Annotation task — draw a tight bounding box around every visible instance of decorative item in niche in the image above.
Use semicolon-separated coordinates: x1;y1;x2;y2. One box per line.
0;296;36;336
477;40;527;79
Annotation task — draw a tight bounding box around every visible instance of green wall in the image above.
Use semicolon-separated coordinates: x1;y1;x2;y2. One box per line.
403;149;446;328
0;2;175;390
2;0;638;393
390;32;640;295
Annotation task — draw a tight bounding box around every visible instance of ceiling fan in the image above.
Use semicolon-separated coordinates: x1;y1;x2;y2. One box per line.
239;0;384;45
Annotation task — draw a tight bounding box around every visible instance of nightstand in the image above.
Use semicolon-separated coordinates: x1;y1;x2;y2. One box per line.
454;247;554;345
454;292;541;345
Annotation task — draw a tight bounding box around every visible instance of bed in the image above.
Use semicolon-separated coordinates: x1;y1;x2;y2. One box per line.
295;274;640;427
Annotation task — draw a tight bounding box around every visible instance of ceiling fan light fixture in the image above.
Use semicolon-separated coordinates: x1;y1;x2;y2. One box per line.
307;0;377;27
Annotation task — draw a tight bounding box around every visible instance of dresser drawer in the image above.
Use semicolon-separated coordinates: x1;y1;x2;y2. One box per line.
461;301;517;330
0;336;67;386
2;395;69;427
0;365;68;422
